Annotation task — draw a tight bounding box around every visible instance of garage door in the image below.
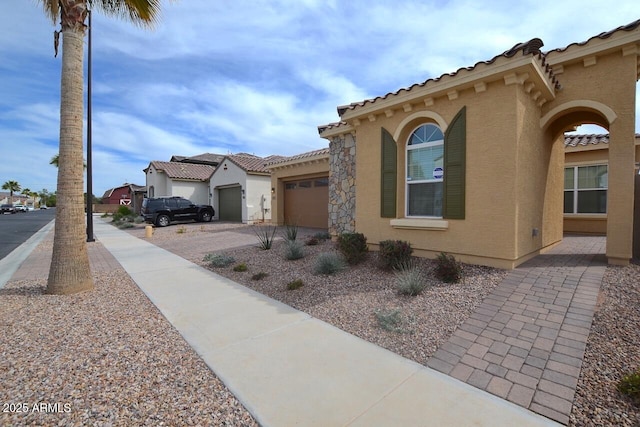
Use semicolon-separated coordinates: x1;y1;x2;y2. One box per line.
219;186;242;222
284;177;329;228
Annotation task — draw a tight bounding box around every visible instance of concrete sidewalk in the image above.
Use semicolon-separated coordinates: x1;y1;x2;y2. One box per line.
88;219;559;426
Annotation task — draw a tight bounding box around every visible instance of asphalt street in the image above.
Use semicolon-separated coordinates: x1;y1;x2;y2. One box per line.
0;208;56;260
0;208;56;288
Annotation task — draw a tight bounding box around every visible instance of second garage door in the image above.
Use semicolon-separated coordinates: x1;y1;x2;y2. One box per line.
284;177;329;228
219;186;242;222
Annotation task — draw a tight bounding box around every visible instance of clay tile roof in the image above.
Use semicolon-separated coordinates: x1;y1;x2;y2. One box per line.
318;121;349;134
564;134;609;148
268;147;330;166
171;152;225;165
333;37;558;116
149;161;214;181
225;154;285;174
547;19;640;56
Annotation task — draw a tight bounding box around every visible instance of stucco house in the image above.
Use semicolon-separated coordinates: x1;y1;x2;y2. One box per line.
210;153;285;223
318;19;640;269
143;160;215;205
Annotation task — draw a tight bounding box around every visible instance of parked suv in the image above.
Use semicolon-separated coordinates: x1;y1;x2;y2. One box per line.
141;196;215;227
1;204;16;214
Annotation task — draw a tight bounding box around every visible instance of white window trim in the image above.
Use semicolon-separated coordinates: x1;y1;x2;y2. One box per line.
405;124;444;218
563;163;608;215
390;218;449;230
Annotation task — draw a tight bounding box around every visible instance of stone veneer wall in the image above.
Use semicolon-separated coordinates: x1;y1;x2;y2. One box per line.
328;133;356;236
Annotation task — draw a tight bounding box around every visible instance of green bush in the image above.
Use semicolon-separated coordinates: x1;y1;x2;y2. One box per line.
255;225;278;250
117;222;135;229
252;272;268;280
313;252;347;275
117;205;133;216
314;231;331;240
395;262;426;296
336;232;368;265
284;240;305;260
618;368;640;403
233;263;248;272
379;240;413;270
374;309;406;333
286;279;304;290
203;253;235;268
435;252;462;283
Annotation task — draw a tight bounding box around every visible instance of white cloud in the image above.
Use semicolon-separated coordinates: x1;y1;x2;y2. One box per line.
1;0;639;196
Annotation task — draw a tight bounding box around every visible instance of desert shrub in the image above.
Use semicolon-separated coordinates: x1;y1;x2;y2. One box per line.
379;240;413;270
395;262;426;296
305;236;319;246
435;252;462;283
233;263;248;272
313;252;347;275
255;225;278;250
314;231;331;240
117;222;135;229
336;232;368;265
117;205;133;216
618;368;640;403
283;223;298;241
252;272;268;280
176;226;187;234
286;279;304;290
203;253;235;268
134;216;144;224
374;309;406;333
284;240;305;260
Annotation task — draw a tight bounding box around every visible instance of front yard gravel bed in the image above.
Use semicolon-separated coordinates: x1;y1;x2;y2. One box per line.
141;222;639;426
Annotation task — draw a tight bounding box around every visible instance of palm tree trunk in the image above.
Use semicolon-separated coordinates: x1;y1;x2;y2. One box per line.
47;16;93;295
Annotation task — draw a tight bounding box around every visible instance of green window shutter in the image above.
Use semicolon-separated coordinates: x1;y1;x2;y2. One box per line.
381;127;397;218
443;106;466;219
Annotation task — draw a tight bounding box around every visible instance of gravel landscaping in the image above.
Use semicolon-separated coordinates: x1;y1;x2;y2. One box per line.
2;219;638;426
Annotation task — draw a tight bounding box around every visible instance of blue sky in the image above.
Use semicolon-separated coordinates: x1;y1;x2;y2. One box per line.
1;1;638;196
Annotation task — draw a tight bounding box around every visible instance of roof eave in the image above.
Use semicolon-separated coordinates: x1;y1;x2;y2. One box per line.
267;153;330;170
340;55;557;122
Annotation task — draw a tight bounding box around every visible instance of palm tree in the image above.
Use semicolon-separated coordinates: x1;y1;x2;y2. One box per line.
22;188;33;207
38;0;164;295
2;180;21;203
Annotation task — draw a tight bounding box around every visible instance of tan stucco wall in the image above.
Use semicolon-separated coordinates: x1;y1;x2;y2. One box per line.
545;48;638;263
351;79;563;269
269;159;329;226
321;24;638;268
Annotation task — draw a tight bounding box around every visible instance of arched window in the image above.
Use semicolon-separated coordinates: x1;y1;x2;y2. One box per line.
406;123;444;217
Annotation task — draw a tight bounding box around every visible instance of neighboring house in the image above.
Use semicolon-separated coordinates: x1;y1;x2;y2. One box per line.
101;183;146;213
210;153;286;223
267;148;331;228
318;20;640;269
143;161;215;205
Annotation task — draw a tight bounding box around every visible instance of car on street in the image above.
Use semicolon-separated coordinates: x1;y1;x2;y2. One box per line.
14;204;28;212
1;204;17;214
141;196;215;227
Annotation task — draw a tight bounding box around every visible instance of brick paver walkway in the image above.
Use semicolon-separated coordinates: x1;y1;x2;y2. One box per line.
427;235;607;425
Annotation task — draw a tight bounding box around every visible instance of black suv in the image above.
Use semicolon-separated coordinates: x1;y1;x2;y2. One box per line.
141;197;215;227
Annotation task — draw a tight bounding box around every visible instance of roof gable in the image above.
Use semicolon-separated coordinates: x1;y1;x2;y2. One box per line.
149;161;215;181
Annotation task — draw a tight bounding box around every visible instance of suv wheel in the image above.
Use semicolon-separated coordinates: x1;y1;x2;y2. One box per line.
156;214;170;227
200;211;212;222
